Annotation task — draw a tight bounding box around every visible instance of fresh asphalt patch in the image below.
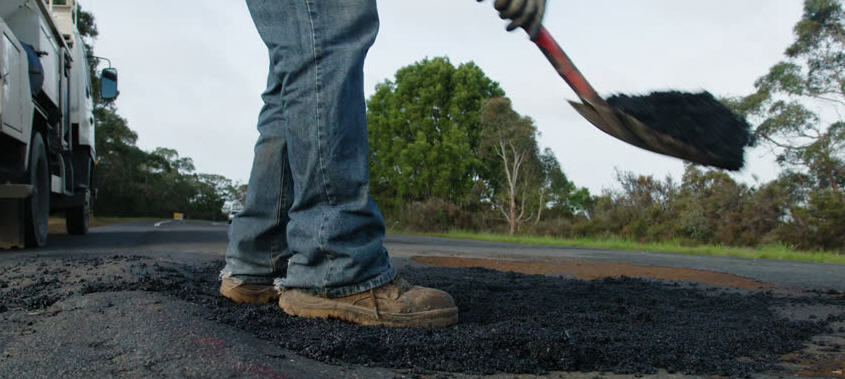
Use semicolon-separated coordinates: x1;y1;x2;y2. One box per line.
1;255;843;377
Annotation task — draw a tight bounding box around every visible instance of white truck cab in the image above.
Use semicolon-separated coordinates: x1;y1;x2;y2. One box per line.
0;0;117;248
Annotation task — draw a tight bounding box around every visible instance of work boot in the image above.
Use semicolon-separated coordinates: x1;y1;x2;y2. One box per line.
278;276;458;327
219;277;280;304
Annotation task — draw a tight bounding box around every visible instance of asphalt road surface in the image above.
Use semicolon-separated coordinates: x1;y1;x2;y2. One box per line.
0;220;843;378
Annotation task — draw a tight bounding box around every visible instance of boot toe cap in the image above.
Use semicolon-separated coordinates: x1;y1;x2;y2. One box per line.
405;286;457;312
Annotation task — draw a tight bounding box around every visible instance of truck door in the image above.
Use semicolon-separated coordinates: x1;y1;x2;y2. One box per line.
1;29;29;143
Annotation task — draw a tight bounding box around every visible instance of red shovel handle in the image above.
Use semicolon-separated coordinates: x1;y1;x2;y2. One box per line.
529;26;601;104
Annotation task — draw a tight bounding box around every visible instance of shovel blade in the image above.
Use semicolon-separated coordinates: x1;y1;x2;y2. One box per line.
568;100;741;170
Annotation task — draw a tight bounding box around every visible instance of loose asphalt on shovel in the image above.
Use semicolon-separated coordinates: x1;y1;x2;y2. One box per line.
1;256;843;377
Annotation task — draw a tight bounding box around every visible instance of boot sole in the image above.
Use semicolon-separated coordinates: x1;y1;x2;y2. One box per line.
279;291;458;328
219;280;279;304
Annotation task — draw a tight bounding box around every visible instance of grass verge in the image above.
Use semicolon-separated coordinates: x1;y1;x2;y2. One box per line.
414;230;845;264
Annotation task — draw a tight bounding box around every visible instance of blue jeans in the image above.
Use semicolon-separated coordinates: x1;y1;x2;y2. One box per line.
222;0;396;298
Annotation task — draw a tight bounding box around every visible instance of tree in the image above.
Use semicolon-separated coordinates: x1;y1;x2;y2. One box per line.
725;0;845;251
366;57;591;235
536;147;593;218
93;107;150;216
190;174;232;221
226;183;248;208
675;166;747;244
480;97;541;234
149;147;196;174
75;5;107;107
567;188;594;217
367;57;504;208
535;148;561;223
610;170;679;241
79;6;230;220
731;0;845;197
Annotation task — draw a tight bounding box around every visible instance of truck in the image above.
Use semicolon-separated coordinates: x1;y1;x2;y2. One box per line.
0;0;117;248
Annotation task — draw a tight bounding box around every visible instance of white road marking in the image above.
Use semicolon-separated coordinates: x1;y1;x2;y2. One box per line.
154;220;173;228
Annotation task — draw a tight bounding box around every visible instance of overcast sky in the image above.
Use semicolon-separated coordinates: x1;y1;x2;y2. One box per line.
76;0;804;194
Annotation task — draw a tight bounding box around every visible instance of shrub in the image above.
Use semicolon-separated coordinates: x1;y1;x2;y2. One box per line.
389;198;480;233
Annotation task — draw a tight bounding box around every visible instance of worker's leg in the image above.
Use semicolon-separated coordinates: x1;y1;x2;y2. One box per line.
246;0;395;297
221;57;294;287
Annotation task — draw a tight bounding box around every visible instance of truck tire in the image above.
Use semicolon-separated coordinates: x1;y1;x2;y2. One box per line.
24;133;49;247
66;183;90;235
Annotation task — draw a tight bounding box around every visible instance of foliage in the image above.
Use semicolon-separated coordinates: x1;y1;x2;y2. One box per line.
389;198;484;233
367;58;591;234
80;6;231;220
375;4;845;254
479;97;540;234
548;164;845;252
773;174;845;250
538;148;591;217
92;106;230;220
225;183;248;210
729;0;845;196
700;0;845;252
75;6;104;105
587;171;678;242
367;57;504;207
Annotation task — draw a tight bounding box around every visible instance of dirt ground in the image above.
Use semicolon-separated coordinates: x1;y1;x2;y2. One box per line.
411;256;774;290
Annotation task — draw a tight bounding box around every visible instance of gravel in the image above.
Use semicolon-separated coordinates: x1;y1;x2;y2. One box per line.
1;256;842;377
606;91;752;170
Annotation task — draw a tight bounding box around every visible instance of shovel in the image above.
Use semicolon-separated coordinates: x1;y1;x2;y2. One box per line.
528;26;751;170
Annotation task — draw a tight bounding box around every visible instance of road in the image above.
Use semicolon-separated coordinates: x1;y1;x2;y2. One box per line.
14;220;845;291
0;220;843;378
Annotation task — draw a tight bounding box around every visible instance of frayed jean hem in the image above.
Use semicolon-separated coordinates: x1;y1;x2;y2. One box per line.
276;266;397;298
219;270;281;285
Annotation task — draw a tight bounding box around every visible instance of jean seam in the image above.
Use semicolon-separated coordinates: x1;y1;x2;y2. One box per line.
303;0;335;207
305;0;334;290
272;147;288;272
319;212;331;286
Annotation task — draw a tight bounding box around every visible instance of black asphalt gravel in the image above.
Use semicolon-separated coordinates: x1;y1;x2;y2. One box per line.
1;255;842;377
606;91;752;170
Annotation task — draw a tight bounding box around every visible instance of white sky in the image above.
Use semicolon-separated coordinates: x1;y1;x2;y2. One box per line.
76;0;804;194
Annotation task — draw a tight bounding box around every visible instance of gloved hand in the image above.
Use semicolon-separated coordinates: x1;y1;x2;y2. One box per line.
480;0;547;39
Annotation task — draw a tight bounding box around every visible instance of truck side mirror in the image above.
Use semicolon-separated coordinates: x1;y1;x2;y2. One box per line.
100;67;118;100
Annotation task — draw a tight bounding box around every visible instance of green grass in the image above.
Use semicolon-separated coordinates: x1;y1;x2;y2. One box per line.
410;230;845;264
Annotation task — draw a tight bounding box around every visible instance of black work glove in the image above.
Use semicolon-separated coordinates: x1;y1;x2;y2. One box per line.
481;0;547;39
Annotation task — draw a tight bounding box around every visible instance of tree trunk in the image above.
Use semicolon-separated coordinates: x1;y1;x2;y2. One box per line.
535;187;545;225
826;166;842;199
509;191;517;235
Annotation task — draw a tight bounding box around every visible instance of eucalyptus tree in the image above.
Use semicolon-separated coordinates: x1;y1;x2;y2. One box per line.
732;0;845;196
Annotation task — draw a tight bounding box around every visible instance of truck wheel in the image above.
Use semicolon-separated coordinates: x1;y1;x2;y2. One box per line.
66;186;90;235
24;133;49;247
